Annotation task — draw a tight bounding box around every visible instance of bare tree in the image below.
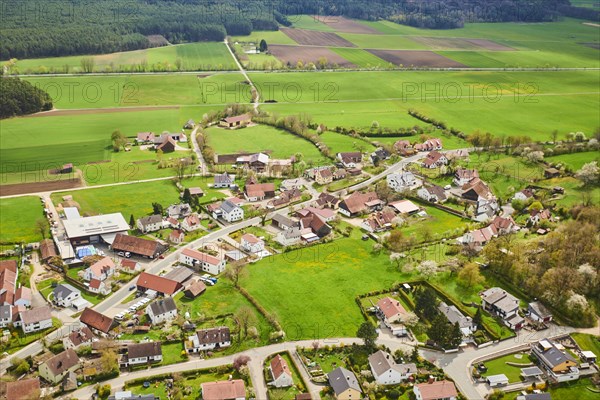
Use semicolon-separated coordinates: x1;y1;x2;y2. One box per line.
35;218;50;239
234;306;256;338
225;262;246;288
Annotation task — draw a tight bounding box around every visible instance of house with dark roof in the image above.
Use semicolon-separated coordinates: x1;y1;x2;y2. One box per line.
271;214;299;231
39;349;80;384
63;326;95;350
417;185;447;203
480;287;523;330
269;354;293;388
236;153;269;172
136;214;163;233
268;188;302;208
315;192;340;209
213;172;236;189
146;297;178;325
179;249;226;275
121;342;162;367
369;350;417;385
370;148;391;164
157;136;176;153
413;380;457;400
528;301;553;323
80;308;114;336
136;272;182;296
438;301;477;340
185;326;231;353
337;152;362;168
111;234;167;259
52;283;81;308
328;367;362;400
4;377;40;400
213;199;244;222
16;306;52;334
167;203;192;219
201;379;246;400
532;339;579;382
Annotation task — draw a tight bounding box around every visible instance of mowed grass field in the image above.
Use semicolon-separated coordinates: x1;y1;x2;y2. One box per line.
318;131;375;154
23;73;247;109
205;124;325;162
252;70;600;138
14;43;236;73
0;196;44;243
330;48;389;67
546;151;600;171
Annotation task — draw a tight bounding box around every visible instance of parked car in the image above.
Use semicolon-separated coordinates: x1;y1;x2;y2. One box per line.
129;285;136;291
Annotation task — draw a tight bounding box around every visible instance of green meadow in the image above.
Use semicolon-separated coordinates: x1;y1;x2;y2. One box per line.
546;151;600;171
329;48;389;67
231;30;298;45
0;196;44;243
205;124;325;162
14;42;236;74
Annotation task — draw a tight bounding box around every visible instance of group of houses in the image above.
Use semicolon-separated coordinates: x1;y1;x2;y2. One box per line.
135;131;187;153
271;206;334;246
137;200;208;245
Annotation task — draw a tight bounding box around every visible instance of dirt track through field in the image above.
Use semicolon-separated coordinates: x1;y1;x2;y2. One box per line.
366;49;466;68
0;178;83;196
281;28;356;47
22;106;179;118
315;15;381;34
269;45;356;68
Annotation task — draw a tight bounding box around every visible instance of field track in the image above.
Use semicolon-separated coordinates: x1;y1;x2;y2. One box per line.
23;106;179;118
281;28;356;47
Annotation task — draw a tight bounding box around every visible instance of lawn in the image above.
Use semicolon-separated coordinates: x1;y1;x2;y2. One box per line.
547;378;600;400
160;341;187;366
14;42;236;74
572;333;600;356
0;196;45;243
546;151;600;171
395;205;468;243
318;131;375;154
24;73;247;109
2;318;62;354
537;177;600;207
205;124;325;162
251;70;600;139
480;352;534;383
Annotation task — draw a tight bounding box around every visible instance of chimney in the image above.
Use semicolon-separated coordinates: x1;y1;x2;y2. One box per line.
428;375;434;384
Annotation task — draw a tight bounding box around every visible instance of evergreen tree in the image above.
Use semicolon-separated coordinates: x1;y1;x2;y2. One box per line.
356;321;378;350
473;307;483;329
182;188;192;205
259;39;268;52
415;287;438;321
129;214;135;228
152;202;163;215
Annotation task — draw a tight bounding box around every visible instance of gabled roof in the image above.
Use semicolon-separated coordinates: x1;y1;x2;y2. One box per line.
455;168;479;180
438;301;473;329
328;367;361;395
5;377;40;400
127;341;162;359
491;216;515;231
0;260;17;273
414;380;457;400
89;256;115;277
377;297;406;320
139;214;162;227
421;185;447;201
67;326;94;347
389;199;420;214
528;301;552;319
40;238;58;260
148;297;178;316
137;272;181;295
222;114;251;123
462;178;494;200
422;151;446;167
181;248;221;266
184;279;206;297
270;354;292;380
534;339;577;368
80;308;114;334
196;326;231;345
120;259;139;270
220;199;241;213
89;279;103;289
214;172;234;184
369;350;417;377
340;191;379;214
20;306;52;325
272;213;298;228
42;349;79;376
241;233;261;244
112;234;164;258
201;379;246;400
53;283;80;299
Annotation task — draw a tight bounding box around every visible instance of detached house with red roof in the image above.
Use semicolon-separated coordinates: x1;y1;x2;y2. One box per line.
136;272;182;296
201;379;246;400
269;354;294;388
84;256;115;282
80;308;114;336
422;151;448;169
339;191;382;217
377;297;409;336
181;214;202;232
413;380;457;400
179;249;226;275
240;234;265;254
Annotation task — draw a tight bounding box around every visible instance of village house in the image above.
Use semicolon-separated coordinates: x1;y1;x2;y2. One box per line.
280;178;304;191
156;136;176;153
460;225;498;247
361;210;395;233
462;178;495;202
337;152;362;168
275;226;303;246
269;354;294;388
120;259;142;273
52;283;81;308
39;349;80;384
387;171;419;192
111;234;168;259
370;148;391;164
63;326;95;350
532;339;579;382
328;367;362;400
121;342;163;367
0;305;12;328
167;203;192;219
393;140;415;156
529;209;553;226
183;279;206;299
369;350;417;385
212;199;244;222
333;169;347;181
377;297;408;336
422;151;448;169
213;172;236;189
88;278;110;296
181;214;202;232
80;307;114;336
338;191;382;217
169;229;186;244
201;380;246;400
153;132;187;144
438;301;477;341
0;260;17;306
480;287;524;330
445;149;469;161
16;306;53;334
241;234;265;254
314;193;341;210
268;188;302;208
185;326;231;353
474;198;499;222
236;153;269;172
136;132;155;144
13;287;31;308
136;272;182;296
4;377;40;400
179;248;226;275
527;301;553;324
271;214;299;231
413;380;457;400
491;215;518;235
417;185;447;203
513;188;535;202
146;297;178;325
244;182;276;202
453;168;479;187
315;168;334;185
136;215;163;233
414;138;443;152
84;256;115;282
219;114;252;128
184;119;195;129
166;217;180;229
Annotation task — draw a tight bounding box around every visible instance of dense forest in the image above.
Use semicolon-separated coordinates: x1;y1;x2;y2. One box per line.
0;0;593;60
0;77;53;118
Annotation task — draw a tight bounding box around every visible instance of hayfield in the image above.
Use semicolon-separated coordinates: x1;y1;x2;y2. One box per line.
23;73;247;109
546;151;600;171
251;70;600;138
205;124;324;162
318;131;375;154
329;48;388;68
14;42;236;74
317;16;382;34
0;196;45;243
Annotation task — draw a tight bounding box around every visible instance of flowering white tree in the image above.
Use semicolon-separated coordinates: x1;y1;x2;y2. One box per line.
416;260;439;280
576;162;600;186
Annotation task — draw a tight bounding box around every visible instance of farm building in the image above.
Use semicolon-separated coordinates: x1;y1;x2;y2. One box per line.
62;213;130;246
219;114;252;128
111;234;168;259
136;272;182;296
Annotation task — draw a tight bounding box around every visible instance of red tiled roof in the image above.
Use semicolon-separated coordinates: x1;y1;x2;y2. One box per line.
89;279;102;289
181;248;221;266
377;297;406;320
112;234;163;258
201;379;246;400
415;380;457;400
241;233;260;244
270;354;292;380
80;308;114;334
136;272;181;295
5;377;40;400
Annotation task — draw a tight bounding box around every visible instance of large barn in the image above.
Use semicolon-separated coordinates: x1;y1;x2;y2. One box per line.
62;213;130;246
